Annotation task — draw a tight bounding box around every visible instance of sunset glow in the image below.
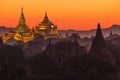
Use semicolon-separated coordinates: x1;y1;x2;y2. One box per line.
0;0;120;30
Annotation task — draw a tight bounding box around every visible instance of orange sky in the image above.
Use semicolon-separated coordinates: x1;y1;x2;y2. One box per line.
0;0;120;30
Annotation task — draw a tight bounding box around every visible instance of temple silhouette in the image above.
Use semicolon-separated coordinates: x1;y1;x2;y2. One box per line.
89;23;116;65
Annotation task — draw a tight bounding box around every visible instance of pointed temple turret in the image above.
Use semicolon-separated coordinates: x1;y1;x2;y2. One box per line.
45;11;47;17
94;23;105;42
14;7;28;33
19;7;26;25
66;32;69;38
71;33;86;56
109;30;113;37
90;23;107;48
42;11;50;23
89;23;116;65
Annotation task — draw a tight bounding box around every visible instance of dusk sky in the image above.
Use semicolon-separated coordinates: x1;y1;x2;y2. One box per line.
0;0;120;30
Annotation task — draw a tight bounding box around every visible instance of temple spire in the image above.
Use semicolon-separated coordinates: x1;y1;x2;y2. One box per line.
45;11;47;17
42;11;50;23
109;30;113;37
89;23;116;65
94;23;104;41
19;7;26;25
15;7;28;33
97;23;101;29
21;7;23;13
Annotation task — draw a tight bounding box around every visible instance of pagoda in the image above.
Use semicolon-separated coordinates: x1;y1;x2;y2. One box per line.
35;12;58;36
2;8;35;43
71;33;86;56
89;23;116;64
13;8;29;34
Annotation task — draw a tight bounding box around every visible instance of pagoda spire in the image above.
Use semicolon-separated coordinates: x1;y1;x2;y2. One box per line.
45;11;48;17
19;7;26;25
15;7;28;33
94;23;105;41
42;11;50;23
109;30;113;37
89;23;116;64
90;23;106;50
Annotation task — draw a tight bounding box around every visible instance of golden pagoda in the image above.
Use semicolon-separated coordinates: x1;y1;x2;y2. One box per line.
35;12;58;36
2;8;35;43
13;8;29;34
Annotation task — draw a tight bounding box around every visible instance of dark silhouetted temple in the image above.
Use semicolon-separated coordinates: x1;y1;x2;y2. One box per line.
89;23;116;64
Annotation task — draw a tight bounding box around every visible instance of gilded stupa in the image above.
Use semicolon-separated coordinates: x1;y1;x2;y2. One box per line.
35;12;58;36
2;8;35;43
13;8;29;34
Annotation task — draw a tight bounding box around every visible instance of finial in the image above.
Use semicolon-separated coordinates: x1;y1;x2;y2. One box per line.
19;6;25;25
20;7;24;17
21;7;23;12
97;23;101;29
45;11;47;17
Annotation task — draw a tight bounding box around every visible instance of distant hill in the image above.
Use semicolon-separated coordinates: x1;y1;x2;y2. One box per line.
59;24;120;38
0;26;10;36
0;25;120;38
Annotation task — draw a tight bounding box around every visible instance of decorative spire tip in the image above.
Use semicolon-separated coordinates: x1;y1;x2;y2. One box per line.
97;23;101;29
